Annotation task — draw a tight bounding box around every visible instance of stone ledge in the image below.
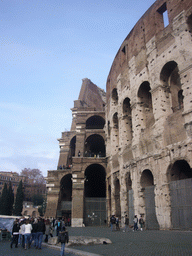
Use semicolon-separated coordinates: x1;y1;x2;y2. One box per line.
48;236;112;247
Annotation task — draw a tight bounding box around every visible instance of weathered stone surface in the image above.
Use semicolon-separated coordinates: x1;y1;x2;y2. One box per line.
45;0;192;230
48;236;112;247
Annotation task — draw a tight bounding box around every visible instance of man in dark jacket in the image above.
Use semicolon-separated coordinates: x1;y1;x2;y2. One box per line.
58;226;69;256
35;218;45;250
10;219;20;248
30;218;38;247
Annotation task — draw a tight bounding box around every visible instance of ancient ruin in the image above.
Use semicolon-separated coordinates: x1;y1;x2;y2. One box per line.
45;79;107;227
46;0;192;229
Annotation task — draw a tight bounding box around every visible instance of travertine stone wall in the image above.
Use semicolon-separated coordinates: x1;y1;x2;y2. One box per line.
105;0;192;229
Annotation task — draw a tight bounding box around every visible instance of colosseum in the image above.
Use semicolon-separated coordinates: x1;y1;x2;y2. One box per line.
46;0;192;230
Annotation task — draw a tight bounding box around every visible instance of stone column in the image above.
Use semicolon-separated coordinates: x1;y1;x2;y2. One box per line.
110;173;116;215
180;66;192;138
71;173;84;227
155;183;172;229
120;172;127;228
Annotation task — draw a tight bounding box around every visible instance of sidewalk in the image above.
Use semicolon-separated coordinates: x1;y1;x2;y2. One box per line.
64;226;192;256
1;227;192;256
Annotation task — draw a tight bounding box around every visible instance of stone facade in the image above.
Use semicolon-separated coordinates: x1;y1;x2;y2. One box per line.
46;0;192;229
105;0;192;230
45;79;107;227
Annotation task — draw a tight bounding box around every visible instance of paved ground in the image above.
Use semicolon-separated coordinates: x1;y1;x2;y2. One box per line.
1;227;192;256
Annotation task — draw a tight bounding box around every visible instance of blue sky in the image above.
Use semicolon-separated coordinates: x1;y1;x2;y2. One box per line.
0;0;155;177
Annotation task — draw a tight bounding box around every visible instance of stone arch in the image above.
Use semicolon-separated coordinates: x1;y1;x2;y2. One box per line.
86;115;105;129
112;88;118;105
122;98;132;145
167;159;192;182
138;81;155;129
57;174;72;218
141;169;154;188
160;61;183;112
140;169;159;229
167;159;192;229
84;164;106;198
84;164;106;226
84;134;105;157
32;210;37;217
24;210;28;216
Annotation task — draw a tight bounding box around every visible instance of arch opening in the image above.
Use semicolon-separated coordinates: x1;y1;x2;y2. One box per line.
141;169;154;189
140;169;159;229
68;136;76;165
86;115;105;129
160;61;183;112
122;98;132;145
84;134;106;157
84;164;106;198
112;88;118;105
57;174;72;218
167;160;192;182
138;81;155;129
168;160;192;229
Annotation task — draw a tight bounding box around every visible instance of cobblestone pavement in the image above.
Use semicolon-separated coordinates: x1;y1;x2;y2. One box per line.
0;241;79;256
1;227;192;256
67;227;192;256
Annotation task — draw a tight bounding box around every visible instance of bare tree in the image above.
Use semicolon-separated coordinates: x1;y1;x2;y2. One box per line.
21;168;46;184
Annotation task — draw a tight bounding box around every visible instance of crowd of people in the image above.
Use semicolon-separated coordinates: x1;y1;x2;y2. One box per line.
110;214;145;232
10;216;69;254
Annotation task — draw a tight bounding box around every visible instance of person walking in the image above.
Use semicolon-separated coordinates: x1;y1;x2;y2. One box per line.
133;215;138;231
139;215;145;231
19;219;25;248
58;226;69;256
30;218;38;247
56;219;62;236
24;219;32;250
123;215;129;232
110;215;116;231
36;218;45;250
116;217;120;231
10;219;20;248
44;219;51;242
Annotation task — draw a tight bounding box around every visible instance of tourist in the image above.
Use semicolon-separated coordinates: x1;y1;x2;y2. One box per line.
58;226;69;256
30;218;38;247
10;219;20;248
19;219;25;248
116;217;120;231
110;215;116;231
133;215;138;231
44;219;51;242
36;218;45;250
24;219;32;249
139;215;145;231
123;215;129;232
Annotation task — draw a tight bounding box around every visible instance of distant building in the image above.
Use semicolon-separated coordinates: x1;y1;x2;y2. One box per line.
0;172;27;197
0;171;46;202
22;201;39;218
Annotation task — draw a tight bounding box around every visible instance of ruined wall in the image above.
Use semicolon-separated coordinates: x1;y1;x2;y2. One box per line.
106;0;192;229
46;79;107;226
